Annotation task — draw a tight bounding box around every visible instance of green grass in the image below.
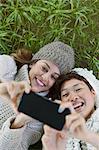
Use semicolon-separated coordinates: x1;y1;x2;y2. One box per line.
0;0;99;78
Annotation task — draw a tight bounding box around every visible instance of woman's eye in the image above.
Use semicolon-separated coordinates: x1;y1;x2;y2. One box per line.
51;75;57;80
42;66;48;72
76;88;81;92
62;93;69;97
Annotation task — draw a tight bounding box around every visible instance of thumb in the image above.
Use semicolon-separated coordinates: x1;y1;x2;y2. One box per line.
23;81;31;93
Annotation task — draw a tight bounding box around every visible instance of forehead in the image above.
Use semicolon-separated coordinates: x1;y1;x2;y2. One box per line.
36;60;60;73
61;79;86;90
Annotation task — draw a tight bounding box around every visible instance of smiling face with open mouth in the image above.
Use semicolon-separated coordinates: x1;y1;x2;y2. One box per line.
61;79;96;119
29;60;60;93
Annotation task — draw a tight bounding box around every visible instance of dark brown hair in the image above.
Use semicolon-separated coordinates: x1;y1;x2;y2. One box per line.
10;48;39;70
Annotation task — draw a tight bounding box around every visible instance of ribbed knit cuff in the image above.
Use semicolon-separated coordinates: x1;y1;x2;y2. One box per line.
1;116;26;140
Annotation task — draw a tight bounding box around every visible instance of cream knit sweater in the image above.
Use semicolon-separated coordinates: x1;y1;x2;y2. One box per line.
0;55;44;150
65;108;99;150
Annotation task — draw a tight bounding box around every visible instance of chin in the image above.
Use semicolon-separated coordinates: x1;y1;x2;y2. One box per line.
31;87;39;92
31;87;44;93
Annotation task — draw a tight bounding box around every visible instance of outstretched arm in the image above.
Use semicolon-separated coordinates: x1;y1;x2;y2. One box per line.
0;116;43;150
42;102;73;150
42;125;68;150
42;101;99;150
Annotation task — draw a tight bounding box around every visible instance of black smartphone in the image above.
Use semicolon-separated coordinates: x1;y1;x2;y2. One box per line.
18;91;71;130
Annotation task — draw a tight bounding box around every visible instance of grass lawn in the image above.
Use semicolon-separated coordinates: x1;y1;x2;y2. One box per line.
0;0;98;76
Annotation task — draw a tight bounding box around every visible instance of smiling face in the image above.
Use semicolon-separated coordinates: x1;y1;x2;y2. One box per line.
61;79;96;119
29;60;60;93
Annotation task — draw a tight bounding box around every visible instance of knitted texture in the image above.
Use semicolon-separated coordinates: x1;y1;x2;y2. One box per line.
0;63;44;150
0;55;17;82
33;41;74;73
65;108;99;150
73;68;99;108
0;98;15;129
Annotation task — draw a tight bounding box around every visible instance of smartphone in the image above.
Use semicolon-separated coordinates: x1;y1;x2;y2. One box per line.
18;91;71;130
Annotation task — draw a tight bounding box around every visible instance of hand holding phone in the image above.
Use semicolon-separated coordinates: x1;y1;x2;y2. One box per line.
18;91;71;130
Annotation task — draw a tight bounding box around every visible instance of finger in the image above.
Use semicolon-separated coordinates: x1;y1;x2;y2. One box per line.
54;99;61;104
16;81;30;94
7;82;22;99
58;102;73;113
44;124;63;138
19;113;33;123
48;98;52;101
66;113;80;129
44;125;50;134
43;125;52;134
10;81;30;98
10;101;19;114
42;135;52;150
22;81;31;94
6;82;14;97
13;112;33;127
69;118;84;134
12;92;23;106
44;125;57;136
57;130;67;139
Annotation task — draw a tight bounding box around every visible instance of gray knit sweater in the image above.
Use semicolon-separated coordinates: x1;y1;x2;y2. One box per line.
0;55;44;150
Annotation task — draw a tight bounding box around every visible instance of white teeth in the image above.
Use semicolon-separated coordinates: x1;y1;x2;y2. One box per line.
73;102;84;109
36;79;44;86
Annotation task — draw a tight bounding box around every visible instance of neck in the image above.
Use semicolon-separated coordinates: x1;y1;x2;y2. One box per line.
86;108;95;121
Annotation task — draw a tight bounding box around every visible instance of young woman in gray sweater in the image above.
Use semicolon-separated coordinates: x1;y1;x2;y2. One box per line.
0;41;74;150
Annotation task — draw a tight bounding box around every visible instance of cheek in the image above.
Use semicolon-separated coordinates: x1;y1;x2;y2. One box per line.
85;93;95;105
49;80;55;88
61;98;68;102
29;68;35;79
79;91;91;99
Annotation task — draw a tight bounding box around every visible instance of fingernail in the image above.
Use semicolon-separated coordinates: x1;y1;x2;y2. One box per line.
48;98;52;101
58;106;65;113
25;88;30;94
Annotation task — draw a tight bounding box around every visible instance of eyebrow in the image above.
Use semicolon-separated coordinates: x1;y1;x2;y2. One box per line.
44;62;50;69
43;62;60;76
61;83;84;92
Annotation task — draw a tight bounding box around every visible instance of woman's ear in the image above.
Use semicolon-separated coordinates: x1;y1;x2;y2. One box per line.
91;89;96;96
91;89;96;101
29;64;33;69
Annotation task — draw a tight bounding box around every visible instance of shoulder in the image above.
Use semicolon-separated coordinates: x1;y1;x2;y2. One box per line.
87;108;99;122
86;108;99;129
0;55;17;81
0;54;15;65
92;108;99;119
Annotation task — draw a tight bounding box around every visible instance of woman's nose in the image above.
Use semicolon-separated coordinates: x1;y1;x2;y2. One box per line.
41;73;50;83
69;91;79;102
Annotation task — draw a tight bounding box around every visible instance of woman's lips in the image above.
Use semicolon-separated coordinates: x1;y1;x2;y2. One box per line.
73;102;84;111
36;78;45;87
